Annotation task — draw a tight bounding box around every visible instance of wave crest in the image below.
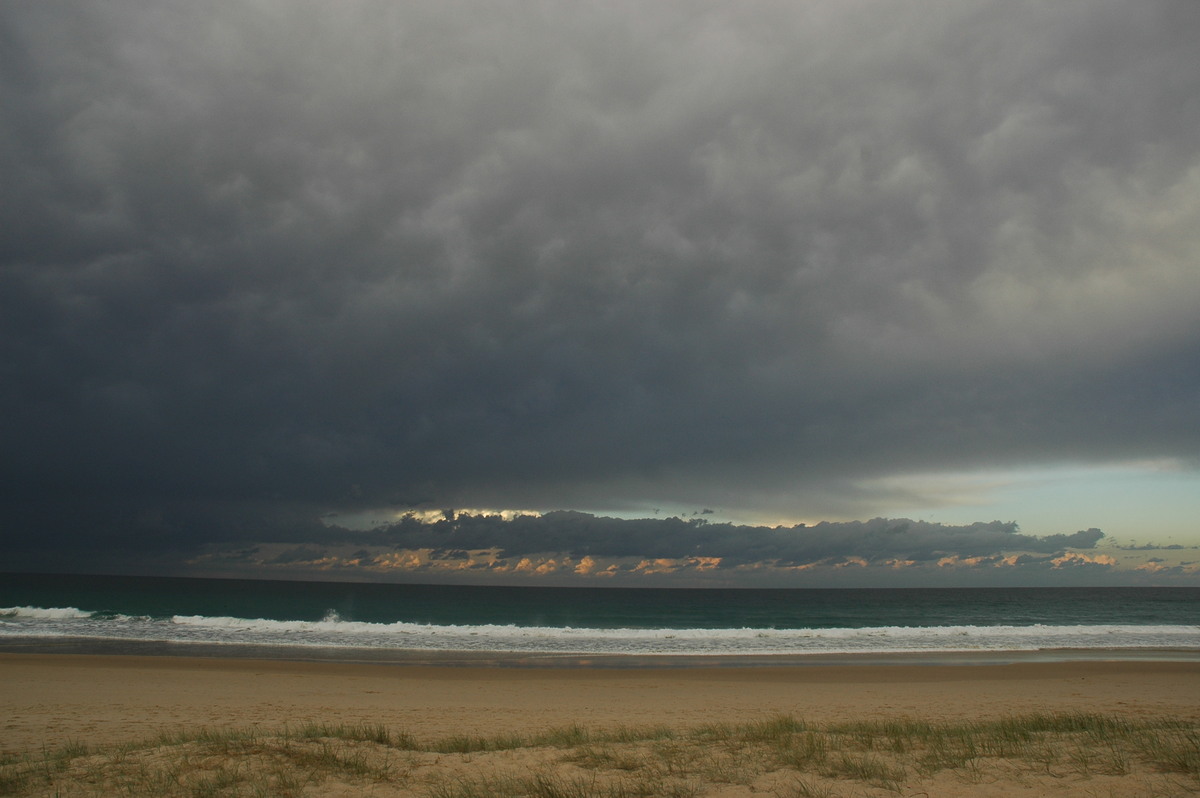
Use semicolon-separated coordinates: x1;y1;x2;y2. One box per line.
0;606;94;620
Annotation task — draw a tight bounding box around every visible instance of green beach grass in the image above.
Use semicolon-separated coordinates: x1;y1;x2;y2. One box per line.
2;713;1197;797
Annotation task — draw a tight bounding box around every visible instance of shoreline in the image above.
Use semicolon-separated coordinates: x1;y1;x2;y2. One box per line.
3;635;1200;668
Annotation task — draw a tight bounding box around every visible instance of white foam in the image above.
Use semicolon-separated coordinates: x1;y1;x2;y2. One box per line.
0;606;94;620
157;614;1200;654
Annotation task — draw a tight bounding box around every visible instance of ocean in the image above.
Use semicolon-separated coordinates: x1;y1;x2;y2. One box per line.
2;573;1198;661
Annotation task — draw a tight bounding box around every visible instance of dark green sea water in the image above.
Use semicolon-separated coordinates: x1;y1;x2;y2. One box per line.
2;573;1198;657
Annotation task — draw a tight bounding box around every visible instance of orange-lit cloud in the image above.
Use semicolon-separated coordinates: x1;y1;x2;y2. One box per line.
633;558;680;575
1051;552;1117;569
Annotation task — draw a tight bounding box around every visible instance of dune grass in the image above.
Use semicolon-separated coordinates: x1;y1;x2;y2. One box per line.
1;712;1197;797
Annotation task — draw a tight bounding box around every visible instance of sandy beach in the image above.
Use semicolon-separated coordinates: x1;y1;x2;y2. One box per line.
3;652;1198;796
2;653;1198;752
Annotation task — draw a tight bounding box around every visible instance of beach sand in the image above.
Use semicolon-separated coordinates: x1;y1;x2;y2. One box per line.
3;653;1198;796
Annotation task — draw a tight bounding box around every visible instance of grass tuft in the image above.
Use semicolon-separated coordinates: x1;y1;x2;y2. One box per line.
822;752;907;791
774;730;829;769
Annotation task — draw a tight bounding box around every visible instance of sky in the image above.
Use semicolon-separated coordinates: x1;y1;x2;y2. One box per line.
2;0;1198;587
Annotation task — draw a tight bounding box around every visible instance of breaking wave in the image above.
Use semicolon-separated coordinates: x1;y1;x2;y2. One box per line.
0;605;95;620
3;605;1198;655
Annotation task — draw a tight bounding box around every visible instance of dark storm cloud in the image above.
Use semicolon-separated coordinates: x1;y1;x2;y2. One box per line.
2;1;1199;557
364;512;1104;567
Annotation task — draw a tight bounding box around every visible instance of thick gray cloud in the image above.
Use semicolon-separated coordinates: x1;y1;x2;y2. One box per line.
2;1;1198;560
366;512;1105;566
